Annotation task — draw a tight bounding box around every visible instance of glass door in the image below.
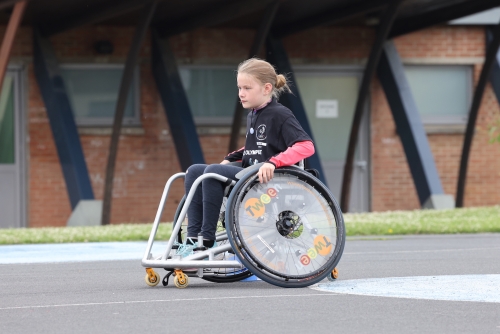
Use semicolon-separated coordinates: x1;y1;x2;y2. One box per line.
295;69;370;212
0;71;23;227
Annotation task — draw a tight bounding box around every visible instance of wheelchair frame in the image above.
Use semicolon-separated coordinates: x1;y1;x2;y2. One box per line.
142;172;246;287
142;161;344;288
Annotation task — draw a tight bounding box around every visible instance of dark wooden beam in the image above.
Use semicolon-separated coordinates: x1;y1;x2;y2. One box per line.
488;27;500;106
266;36;326;184
101;1;158;226
33;29;94;209
456;21;500;208
273;0;386;39
378;41;450;208
41;0;145;37
390;0;500;38
228;1;280;152
0;0;27;94
151;31;205;170
340;0;405;213
0;0;19;10
157;0;271;38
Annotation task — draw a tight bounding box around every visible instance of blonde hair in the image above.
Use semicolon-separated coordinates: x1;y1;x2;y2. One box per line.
237;58;291;98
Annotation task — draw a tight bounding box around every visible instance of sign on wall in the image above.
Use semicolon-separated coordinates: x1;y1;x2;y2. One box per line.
316;100;338;118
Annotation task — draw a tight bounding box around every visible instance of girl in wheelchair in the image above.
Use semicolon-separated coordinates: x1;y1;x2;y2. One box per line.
177;58;315;257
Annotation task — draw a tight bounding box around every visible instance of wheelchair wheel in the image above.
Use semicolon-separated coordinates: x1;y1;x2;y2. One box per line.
173;195;253;283
226;167;345;288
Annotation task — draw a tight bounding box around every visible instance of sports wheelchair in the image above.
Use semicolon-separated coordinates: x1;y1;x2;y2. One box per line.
141;161;345;289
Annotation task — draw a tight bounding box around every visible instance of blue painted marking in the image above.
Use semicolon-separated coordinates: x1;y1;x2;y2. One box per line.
313;275;500;303
0;242;167;264
0;243;260;282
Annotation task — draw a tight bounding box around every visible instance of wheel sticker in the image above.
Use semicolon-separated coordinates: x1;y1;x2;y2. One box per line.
267;188;277;197
300;255;311;265
244;198;266;217
257;235;275;253
260;193;271;204
307;248;318;259
314;235;333;256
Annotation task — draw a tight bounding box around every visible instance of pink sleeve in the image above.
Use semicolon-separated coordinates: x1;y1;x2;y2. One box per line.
269;141;315;168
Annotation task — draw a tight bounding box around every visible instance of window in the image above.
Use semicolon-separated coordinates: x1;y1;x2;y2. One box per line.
404;65;471;124
179;66;239;125
60;64;140;126
0;76;14;163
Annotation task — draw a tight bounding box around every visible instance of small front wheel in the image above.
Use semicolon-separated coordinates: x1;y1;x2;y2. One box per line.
174;271;189;288
145;268;160;287
327;268;338;282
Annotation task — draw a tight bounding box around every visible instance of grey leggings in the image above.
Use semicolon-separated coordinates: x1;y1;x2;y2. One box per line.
184;164;244;240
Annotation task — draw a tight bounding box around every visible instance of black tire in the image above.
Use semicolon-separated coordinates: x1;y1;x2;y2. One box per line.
173;195;253;283
226;167;345;288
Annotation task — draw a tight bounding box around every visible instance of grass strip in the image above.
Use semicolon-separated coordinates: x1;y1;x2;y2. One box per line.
0;206;498;245
345;205;500;236
0;223;172;245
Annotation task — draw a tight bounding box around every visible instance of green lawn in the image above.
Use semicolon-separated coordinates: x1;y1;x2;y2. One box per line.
0;206;499;245
345;205;500;236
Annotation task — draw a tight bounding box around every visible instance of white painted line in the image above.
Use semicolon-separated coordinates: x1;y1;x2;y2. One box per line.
0;293;336;311
312;274;500;303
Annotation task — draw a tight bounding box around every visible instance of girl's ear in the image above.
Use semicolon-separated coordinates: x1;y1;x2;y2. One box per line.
264;83;273;95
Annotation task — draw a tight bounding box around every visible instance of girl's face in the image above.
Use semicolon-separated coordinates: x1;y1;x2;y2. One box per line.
237;73;272;109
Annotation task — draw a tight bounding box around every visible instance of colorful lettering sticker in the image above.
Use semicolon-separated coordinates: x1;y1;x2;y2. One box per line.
244;198;265;218
300;255;311;265
307;248;317;259
314;235;333;256
276;261;286;272
267;188;277;197
260;194;271;204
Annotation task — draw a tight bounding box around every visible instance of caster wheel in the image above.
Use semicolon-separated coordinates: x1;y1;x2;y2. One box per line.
145;268;160;287
327;268;338;282
174;272;189;289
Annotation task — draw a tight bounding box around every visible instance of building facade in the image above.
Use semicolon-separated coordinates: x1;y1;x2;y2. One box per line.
1;21;499;227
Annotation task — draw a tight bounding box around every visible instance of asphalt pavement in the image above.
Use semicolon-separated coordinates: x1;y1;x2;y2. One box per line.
1;234;499;333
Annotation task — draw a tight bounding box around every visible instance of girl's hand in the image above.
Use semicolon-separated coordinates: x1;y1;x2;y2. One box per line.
220;160;230;165
258;163;276;183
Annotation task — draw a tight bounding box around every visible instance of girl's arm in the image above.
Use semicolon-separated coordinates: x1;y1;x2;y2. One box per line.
224;146;245;162
268;140;315;168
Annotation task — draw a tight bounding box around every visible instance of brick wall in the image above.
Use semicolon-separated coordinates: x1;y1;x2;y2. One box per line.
13;26;252;227
5;23;500;227
379;27;500;210
284;26;500;211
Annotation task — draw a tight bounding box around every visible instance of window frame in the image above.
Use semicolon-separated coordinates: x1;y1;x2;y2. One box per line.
403;64;473;125
59;63;141;127
178;64;238;126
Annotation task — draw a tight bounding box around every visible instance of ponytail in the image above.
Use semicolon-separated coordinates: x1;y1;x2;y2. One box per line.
238;58;291;98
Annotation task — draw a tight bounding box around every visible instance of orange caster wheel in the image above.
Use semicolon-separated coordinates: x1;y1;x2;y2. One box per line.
327;267;338;282
173;270;189;288
145;268;160;287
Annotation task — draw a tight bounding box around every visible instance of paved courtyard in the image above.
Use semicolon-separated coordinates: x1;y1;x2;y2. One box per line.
1;234;499;333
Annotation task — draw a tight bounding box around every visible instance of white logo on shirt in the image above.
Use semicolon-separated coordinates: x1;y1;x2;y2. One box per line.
256;124;267;141
243;150;262;156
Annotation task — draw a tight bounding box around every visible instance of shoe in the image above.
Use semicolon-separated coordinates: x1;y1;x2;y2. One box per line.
176;237;197;258
196;240;224;261
195;241;222;260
